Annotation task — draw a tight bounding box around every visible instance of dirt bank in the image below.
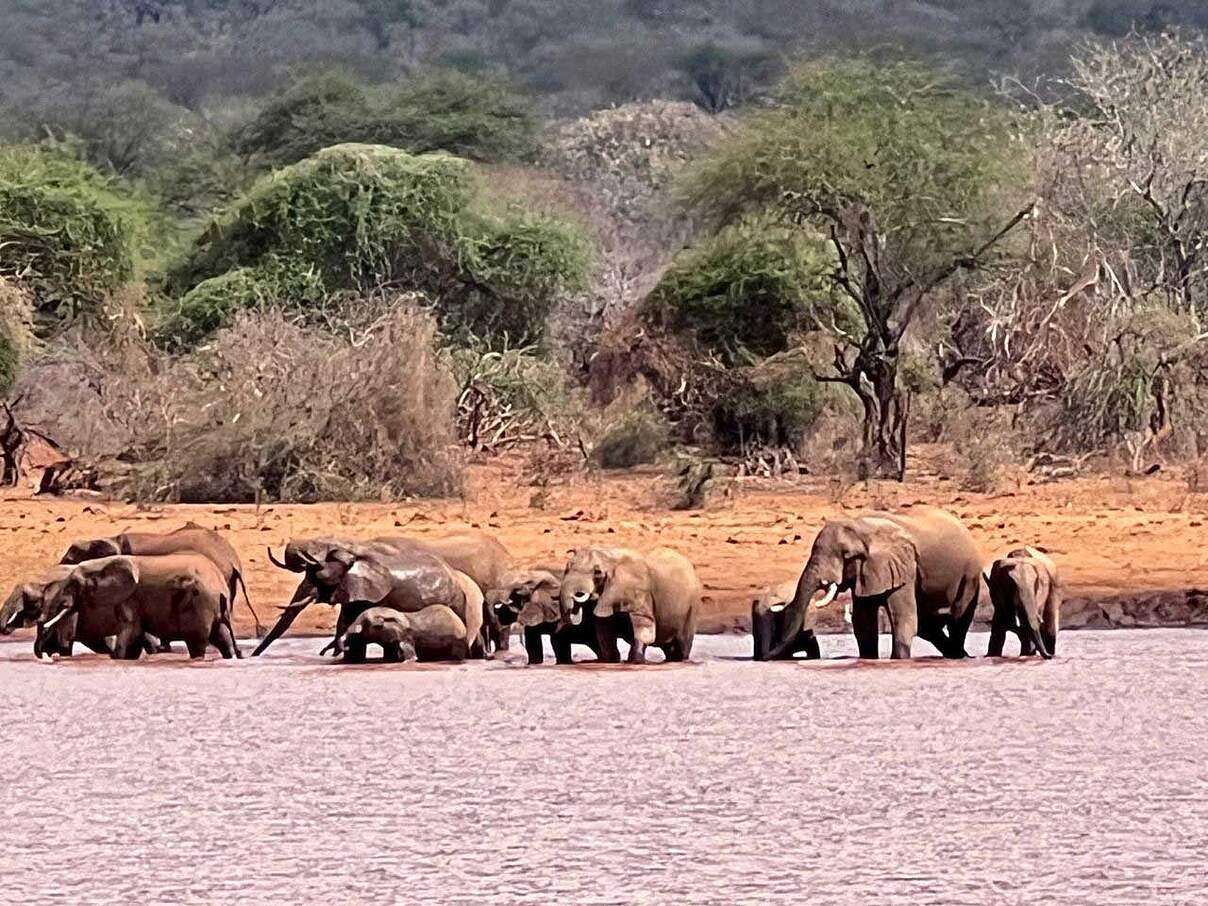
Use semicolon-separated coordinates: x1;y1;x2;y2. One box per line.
3;451;1208;640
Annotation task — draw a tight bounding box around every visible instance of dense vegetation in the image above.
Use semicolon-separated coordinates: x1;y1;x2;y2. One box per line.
2;5;1208;501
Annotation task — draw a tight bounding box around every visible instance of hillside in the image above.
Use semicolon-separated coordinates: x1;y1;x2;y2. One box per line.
1;0;1202;135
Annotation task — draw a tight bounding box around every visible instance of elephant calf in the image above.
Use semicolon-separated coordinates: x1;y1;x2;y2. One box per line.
488;570;601;665
752;581;821;661
987;547;1061;659
339;606;469;663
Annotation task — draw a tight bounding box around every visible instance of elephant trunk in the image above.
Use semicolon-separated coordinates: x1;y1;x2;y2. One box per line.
766;564;836;660
251;583;317;656
1016;583;1052;660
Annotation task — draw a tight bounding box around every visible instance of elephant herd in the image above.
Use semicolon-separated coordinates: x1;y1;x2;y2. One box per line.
0;506;1062;664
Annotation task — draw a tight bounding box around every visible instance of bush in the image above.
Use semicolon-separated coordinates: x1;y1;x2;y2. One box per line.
450;342;579;450
0;278;36;393
712;358;823;451
645;225;836;362
595;407;670;469
163;143;589;345
235;70;539;168
109;303;462;503
0;145;144;323
234;72;374;167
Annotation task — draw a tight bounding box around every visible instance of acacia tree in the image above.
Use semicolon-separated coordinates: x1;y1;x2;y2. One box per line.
681;60;1031;478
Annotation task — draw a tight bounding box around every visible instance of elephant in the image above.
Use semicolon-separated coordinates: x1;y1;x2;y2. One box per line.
560;547;700;664
40;554;238;659
0;566;104;656
253;539;483;660
986;547;1061;659
339;605;469;663
751;581;821;661
488;570;601;665
769;507;983;661
402;531;515;655
60;522;262;645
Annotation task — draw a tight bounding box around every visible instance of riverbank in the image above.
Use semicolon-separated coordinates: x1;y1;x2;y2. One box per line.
3;451;1208;637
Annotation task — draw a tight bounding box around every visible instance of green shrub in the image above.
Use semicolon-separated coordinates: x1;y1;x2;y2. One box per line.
163;143;589;345
234;72;373;166
712;359;823;451
595;408;669;469
235;70;538;167
646;225;835;362
0;278;36;392
0;145;143;323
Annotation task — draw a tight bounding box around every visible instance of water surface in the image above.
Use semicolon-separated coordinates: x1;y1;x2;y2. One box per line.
2;630;1205;905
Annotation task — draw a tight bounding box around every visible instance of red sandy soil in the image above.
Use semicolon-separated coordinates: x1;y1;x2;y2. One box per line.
3;448;1208;639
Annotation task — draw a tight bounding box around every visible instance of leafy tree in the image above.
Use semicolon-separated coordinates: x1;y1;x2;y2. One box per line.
646;225;838;363
235;70;538;167
234;71;373;166
680;60;1029;478
0;145;147;323
163;143;589;345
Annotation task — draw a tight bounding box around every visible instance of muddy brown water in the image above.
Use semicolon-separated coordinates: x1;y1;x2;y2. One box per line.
2;630;1206;905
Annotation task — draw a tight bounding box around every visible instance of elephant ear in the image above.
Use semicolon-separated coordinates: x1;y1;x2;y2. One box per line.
518;581;562;627
333;557;394;605
81;558;139;607
595;558;654;622
857;530;916;598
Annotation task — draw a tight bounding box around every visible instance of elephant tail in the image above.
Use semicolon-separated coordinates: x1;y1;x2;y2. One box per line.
235;570;264;637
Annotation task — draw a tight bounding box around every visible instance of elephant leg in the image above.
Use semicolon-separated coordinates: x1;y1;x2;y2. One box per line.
850;601;880;659
593;620;621;663
800;630;821;660
551;631;577;666
381;642;402;663
886;589;918;660
526;627;547;665
112;622;144;660
184;636;208;660
946;604;975;659
626;640;647;664
916;613;953;658
343;638;368;663
987;605;1012;657
209;621;237;659
1017;624;1034;657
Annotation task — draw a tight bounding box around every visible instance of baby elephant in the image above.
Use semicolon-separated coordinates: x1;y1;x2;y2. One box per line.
339;606;468;663
488;570;601;665
987;547;1061;659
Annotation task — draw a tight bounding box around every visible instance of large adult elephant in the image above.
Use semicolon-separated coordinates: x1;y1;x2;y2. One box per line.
560;547;699;664
488;569;601;665
769;507;983;660
60;522;262;643
403;531;514;654
40;554;238;659
252;539;483;659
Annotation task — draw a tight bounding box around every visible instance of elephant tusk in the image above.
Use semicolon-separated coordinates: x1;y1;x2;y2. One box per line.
572;592;590;604
769;603;786;613
41;609;71;631
570;609;583;626
811;583;839;609
844;601;853;624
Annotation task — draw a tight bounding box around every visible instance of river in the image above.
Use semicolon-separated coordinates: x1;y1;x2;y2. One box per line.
2;629;1205;905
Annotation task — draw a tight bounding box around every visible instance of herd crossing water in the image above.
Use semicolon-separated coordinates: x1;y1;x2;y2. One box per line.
3;629;1205;905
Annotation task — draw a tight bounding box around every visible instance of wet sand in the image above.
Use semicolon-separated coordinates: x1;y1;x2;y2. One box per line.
3;630;1206;904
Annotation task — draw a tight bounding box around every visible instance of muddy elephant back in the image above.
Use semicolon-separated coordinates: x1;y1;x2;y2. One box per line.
394;532;515;593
